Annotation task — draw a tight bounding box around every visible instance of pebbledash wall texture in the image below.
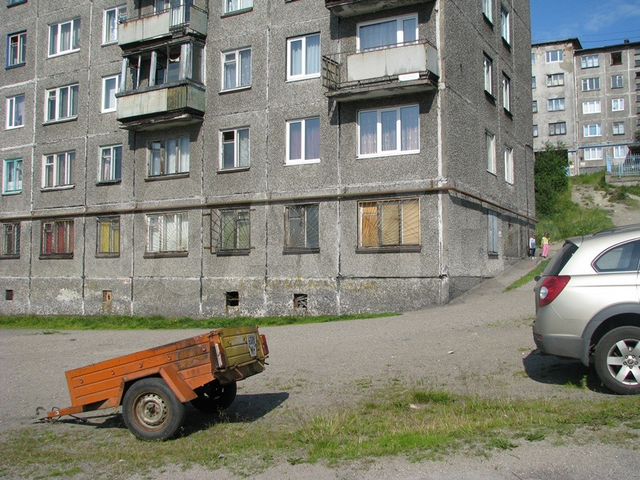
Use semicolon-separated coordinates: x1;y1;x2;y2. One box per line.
0;0;535;317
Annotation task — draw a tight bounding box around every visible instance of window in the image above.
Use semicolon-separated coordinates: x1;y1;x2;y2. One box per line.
612;74;624;89
502;74;511;111
594;240;640;273
546;73;564;86
549;121;566;136
103;6;126;44
482;0;493;23
531;76;536;89
41;219;74;257
1;222;20;257
580;55;599;69
3;158;22;194
583;147;603;161
48;18;80;57
99;145;122;183
581;77;600;91
545;49;563;63
154;0;168;13
284;204;319;252
146;212;188;254
614;146;628;159
287;33;320;81
96;217;120;256
287;117;320;164
101;75;119;113
532;100;537;113
582;100;601;114
612;98;624;112
43;151;74;188
7;0;27;5
613;121;625;135
357;15;417;52
533;125;539;137
6;31;26;68
486;131;496;174
222;48;251;91
358;198;420;250
219;209;250;252
500;7;510;44
487;211;499;255
224;0;253;14
6;94;25;129
583;123;602;137
45;84;79;122
504;147;514;184
531;51;536;65
547;97;565;112
148;137;190;176
358;105;419;158
220;127;250;170
611;51;622;66
483;54;493;94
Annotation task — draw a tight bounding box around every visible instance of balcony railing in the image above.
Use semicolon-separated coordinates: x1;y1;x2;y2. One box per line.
118;3;208;47
322;40;439;102
116;82;205;130
325;0;433;17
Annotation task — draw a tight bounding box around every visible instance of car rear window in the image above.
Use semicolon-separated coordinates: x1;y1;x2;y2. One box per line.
543;241;578;276
593;240;640;272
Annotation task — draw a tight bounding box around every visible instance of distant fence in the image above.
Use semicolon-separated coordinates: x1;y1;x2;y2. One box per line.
607;154;640;178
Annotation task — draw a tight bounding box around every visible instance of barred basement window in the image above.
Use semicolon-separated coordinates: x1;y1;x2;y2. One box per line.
145;212;188;255
358;198;420;252
293;293;308;311
5;290;14;301
1;222;20;257
284;204;319;253
213;209;250;254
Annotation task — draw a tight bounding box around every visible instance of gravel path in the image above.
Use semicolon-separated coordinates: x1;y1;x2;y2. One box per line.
1;257;638;479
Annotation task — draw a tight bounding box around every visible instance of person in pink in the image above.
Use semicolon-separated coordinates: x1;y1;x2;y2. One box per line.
541;233;550;258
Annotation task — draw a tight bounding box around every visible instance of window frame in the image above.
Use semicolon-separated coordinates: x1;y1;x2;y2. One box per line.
547;97;565;112
483;53;494;95
1;222;20;258
286;33;321;81
486;131;496;174
545;49;563;64
40;219;74;259
42;151;74;189
357;105;420;159
5;94;25;129
102;5;126;45
500;6;510;45
101;74;120;113
356;14;419;52
611;74;624;89
583;123;602;138
502;73;511;112
612;121;625;136
613;145;628;159
357;198;421;252
147;136;190;177
504;146;514;185
583;147;603;161
284;203;320;254
482;0;493;23
487;210;499;256
549;121;566;136
6;31;27;68
546;73;564;87
96;216;120;257
45;84;79;123
286;116;321;165
217;208;251;254
219;127;250;170
580;54;599;69
581;77;600;92
611;98;624;112
532;124;539;137
3;158;23;194
221;47;252;92
223;0;253;15
98;144;123;184
48;18;81;58
582;100;601;114
145;212;189;256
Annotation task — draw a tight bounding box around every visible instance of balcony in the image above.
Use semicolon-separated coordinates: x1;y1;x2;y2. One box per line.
118;4;208;47
325;0;432;17
117;82;205;131
322;41;439;102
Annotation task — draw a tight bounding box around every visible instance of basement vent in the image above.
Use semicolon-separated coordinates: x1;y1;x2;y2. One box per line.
5;290;14;301
226;291;240;308
293;293;308;311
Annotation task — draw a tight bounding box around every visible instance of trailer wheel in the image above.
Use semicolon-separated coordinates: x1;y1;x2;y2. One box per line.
190;380;237;413
122;378;186;441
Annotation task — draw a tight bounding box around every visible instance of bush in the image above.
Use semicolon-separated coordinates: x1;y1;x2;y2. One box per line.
535;145;568;216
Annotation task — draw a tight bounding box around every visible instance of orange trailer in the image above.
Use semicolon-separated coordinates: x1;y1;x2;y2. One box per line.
45;327;269;440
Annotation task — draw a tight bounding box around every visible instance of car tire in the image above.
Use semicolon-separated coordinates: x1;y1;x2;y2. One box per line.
594;326;640;395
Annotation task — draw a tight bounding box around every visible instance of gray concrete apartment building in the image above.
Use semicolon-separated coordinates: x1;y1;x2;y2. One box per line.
0;0;535;318
532;38;640;174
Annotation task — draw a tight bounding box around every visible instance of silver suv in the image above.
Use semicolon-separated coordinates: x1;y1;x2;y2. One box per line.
533;225;640;394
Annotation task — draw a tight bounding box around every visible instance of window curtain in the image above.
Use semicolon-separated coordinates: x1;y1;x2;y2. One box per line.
221;212;236;250
14;95;24;126
359;111;377;155
100;221;111;253
167;139;177;174
240;49;252;86
43;224;54;254
59;88;69;118
360;203;379;247
150;142;162;176
381;110;397;152
222;132;235;169
237;211;250;249
288;122;302;161
148;216;160;252
290;39;302;77
359;20;396;51
224;53;237;89
402;200;420;244
381;203;400;246
60;22;71;51
402;18;417;43
107;10;117;42
305;118;320;160
56;154;66;186
70;85;79;116
72;19;80;50
306;205;319;249
238;129;250;167
287;206;305;248
400;106;419;151
305;34;320;75
105;78;117;110
113;147;122;180
101;149;112;181
49;27;58;56
179;137;190;172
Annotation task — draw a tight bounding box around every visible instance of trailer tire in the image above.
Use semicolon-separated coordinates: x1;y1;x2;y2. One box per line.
122;378;185;441
190;380;237;413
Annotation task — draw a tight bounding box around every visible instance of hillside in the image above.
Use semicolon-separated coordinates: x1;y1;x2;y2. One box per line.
571;183;640;228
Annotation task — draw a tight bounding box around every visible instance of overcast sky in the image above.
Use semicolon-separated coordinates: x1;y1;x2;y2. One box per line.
531;0;640;47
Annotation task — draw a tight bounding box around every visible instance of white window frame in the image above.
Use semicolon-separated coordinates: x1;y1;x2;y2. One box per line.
48;18;81;57
546;73;564;87
532;100;537;113
286;33;321;81
580;55;599;69
7;31;27;67
486;131;496;174
45;84;79;123
613;146;628;159
549;122;566;136
504;147;514;185
3;158;23;194
487;211;499;255
533;125;539;137
145;212;189;254
356;14;418;52
611;74;624;89
583;147;603;161
148;137;190;177
582;100;601;114
6;94;25;129
286;117;321;165
611;98;624;112
613;121;625;135
583;123;602;138
547;97;565;112
482;0;493;23
500;7;510;44
220;127;250;170
103;6;126;45
101;75;120;113
221;47;252;91
502;74;511;111
99;144;123;183
42;151;74;189
357;105;420;159
483;54;493;95
581;77;600;92
224;0;253;14
531;76;536;89
545;49;563;63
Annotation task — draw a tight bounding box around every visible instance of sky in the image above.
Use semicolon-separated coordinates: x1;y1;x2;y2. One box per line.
531;0;640;48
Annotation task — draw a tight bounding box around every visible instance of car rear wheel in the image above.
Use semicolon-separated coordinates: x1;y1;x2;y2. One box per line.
594;326;640;395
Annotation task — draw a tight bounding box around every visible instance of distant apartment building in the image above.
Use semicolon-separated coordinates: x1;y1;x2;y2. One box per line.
532;38;640;174
1;0;535;318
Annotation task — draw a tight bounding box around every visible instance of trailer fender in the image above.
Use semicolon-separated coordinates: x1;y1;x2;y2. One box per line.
159;364;198;403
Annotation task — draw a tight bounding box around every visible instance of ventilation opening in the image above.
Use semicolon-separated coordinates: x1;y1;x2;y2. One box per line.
102;290;113;302
226;291;240;308
5;290;14;301
293;293;308;311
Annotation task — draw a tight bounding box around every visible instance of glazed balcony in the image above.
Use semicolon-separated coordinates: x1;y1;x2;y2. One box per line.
118;3;208;47
325;0;432;17
322;41;439;102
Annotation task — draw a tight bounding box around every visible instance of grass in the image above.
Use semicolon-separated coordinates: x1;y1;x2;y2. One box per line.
504;259;550;292
1;389;639;479
0;313;395;330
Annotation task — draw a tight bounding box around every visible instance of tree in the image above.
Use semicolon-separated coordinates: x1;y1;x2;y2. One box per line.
535;144;568;217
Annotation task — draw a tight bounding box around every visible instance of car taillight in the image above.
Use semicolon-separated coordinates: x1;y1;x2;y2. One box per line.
260;334;269;357
538;275;571;307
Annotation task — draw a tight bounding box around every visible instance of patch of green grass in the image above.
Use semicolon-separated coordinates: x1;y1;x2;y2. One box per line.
2;390;639;479
505;260;550;292
0;313;395;331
